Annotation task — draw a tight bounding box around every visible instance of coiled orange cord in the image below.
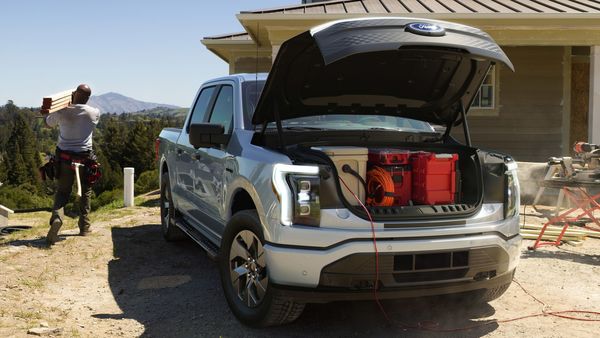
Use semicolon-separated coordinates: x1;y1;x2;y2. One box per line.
366;166;395;207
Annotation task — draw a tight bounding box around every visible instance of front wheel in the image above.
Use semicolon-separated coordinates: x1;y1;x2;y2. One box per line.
219;210;305;327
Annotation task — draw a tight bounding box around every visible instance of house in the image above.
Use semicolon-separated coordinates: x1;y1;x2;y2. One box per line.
201;0;600;162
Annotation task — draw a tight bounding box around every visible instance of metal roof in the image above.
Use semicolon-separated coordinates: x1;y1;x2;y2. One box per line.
243;0;600;14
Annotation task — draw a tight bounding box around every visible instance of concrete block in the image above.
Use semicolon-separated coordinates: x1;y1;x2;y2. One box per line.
0;204;14;227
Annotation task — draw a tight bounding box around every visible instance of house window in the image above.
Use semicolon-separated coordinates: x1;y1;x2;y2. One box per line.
471;66;496;110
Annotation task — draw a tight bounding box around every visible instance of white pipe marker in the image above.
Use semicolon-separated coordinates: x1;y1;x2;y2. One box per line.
124;167;135;207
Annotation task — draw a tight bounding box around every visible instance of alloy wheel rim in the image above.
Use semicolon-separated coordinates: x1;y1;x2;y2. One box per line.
229;230;268;308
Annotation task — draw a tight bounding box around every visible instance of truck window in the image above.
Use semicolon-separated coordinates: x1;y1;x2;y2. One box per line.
208;85;234;133
187;86;215;133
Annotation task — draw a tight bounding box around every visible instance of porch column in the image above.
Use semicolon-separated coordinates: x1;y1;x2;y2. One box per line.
590;46;600;144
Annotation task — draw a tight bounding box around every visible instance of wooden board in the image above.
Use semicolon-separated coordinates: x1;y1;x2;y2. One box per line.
41;88;74;114
41;96;70;109
43;89;74;102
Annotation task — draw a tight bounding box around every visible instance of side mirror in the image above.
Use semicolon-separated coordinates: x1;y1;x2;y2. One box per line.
189;123;226;149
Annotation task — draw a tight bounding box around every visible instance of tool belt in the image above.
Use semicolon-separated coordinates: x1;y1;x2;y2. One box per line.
55;148;102;186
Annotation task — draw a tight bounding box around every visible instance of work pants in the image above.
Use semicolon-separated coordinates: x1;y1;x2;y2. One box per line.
50;160;92;232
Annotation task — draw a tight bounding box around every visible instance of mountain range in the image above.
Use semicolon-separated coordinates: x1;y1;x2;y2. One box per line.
87;92;180;114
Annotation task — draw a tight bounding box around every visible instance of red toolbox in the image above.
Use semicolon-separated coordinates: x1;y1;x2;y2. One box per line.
410;152;458;205
368;149;411;165
368;149;412;206
384;165;412;206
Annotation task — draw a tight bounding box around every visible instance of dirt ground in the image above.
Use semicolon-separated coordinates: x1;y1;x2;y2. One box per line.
1;195;599;337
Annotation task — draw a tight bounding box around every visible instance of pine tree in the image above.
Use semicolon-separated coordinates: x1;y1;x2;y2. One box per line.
4;110;41;188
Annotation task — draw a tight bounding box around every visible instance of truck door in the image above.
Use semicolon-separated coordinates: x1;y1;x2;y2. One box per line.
173;86;216;219
190;83;235;237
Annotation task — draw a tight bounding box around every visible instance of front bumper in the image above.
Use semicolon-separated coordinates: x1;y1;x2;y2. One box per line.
264;232;521;291
271;268;516;303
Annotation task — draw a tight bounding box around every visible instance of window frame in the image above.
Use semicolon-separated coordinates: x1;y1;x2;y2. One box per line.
469;66;500;117
185;85;217;134
206;84;235;135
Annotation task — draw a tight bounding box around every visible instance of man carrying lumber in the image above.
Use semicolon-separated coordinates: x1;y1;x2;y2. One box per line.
41;84;100;245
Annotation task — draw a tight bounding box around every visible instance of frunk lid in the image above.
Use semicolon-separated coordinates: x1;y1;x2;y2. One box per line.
252;17;514;126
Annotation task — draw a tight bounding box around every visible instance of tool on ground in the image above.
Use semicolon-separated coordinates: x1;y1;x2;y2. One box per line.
529;142;600;250
41;88;75;114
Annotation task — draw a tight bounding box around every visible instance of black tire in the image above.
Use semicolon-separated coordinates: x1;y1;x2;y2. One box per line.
219;210;305;327
160;173;185;241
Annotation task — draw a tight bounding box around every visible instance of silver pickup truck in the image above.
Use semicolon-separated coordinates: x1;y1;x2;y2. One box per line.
157;18;521;327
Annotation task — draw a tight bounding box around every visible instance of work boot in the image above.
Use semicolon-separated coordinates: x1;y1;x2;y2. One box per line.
46;216;62;245
79;226;92;236
79;218;91;236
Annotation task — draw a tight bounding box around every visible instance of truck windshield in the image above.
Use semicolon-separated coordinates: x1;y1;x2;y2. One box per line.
268;114;434;132
243;80;434;133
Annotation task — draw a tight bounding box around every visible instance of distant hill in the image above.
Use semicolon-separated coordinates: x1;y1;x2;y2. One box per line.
88;92;180;114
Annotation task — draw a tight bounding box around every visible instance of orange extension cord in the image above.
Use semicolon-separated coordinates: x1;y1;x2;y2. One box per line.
366;166;395;207
337;176;600;332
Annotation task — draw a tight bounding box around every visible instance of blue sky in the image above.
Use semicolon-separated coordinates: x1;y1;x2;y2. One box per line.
0;1;293;108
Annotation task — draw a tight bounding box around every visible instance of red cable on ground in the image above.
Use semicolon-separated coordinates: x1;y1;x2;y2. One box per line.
338;176;391;323
336;177;600;331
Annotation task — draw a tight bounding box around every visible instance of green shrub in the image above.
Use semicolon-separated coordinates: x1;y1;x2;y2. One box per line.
135;170;158;195
91;189;123;211
0;185;53;210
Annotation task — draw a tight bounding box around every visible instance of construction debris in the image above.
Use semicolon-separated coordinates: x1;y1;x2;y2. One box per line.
41;88;75;114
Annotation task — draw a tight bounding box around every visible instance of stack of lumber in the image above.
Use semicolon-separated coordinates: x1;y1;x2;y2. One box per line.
41;88;74;114
521;223;600;246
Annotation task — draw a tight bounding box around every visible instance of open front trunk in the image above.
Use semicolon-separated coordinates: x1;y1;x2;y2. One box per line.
289;140;481;222
255;129;484;222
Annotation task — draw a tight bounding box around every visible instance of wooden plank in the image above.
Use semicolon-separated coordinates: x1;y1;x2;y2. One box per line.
42;95;70;109
521;233;582;241
380;0;410;12
363;0;388;13
344;0;368;13
43;88;74;102
521;229;587;237
41;101;71;114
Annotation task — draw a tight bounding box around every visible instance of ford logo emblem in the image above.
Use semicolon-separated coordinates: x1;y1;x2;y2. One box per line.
406;22;446;36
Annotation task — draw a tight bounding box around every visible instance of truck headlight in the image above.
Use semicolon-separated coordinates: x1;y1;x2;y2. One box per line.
272;164;320;226
504;161;520;219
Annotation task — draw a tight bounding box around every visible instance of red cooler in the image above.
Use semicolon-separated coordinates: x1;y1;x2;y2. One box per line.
411;152;458;205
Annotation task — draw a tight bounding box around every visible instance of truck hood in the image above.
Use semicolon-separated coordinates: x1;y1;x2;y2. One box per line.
252;17;513;126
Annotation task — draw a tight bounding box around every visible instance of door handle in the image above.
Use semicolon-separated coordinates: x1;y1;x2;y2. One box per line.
177;149;183;155
193;153;202;160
